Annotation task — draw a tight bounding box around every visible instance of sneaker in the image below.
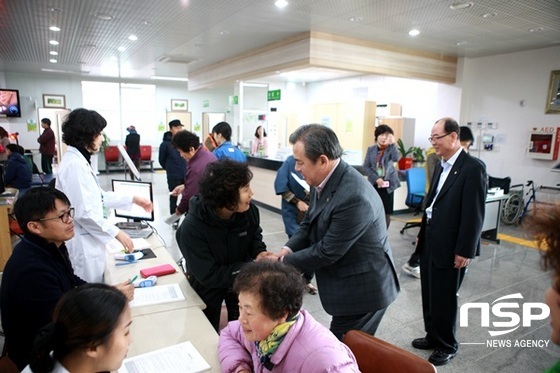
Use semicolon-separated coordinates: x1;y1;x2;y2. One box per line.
306;283;318;295
402;263;421;279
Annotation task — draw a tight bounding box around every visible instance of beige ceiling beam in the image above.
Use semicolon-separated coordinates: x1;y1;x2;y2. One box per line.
187;31;457;91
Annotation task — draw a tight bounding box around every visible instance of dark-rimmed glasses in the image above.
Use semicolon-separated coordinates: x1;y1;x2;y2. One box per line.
37;208;75;224
428;132;452;143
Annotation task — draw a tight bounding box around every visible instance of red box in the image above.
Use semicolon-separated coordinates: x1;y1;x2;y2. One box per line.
140;264;176;278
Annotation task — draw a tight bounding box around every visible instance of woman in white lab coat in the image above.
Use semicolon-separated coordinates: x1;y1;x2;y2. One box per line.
56;108;152;283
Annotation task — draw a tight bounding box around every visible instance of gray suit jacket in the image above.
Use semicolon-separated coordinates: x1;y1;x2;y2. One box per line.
284;160;399;316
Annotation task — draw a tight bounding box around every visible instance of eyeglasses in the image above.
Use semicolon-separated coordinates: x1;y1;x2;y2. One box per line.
428;132;452;143
37;208;75;224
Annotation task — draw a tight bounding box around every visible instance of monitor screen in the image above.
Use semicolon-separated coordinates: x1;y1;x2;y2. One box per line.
112;179;154;221
0;89;21;118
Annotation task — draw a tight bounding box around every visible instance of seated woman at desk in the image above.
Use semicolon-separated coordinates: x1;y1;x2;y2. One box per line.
4;143;32;194
24;283;132;373
176;159;271;331
251;125;268;157
219;261;359;372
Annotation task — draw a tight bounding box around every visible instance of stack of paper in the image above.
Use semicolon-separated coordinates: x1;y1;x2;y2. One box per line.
129;283;185;308
118;341;211;373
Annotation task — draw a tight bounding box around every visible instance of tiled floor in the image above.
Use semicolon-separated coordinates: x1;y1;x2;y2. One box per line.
7;170;558;371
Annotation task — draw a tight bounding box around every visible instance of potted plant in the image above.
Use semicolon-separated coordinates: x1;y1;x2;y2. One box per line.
397;138;413;170
411;146;425;166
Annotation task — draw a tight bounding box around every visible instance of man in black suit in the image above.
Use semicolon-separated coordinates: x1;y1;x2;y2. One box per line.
411;118;487;366
278;124;400;340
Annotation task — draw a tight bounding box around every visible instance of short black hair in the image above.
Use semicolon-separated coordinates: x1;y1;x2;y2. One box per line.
459;126;474;144
14;187;71;234
439;117;460;136
6;143;22;155
171;130;199;152
41;118;51;127
169;119;183;128
233;261;304;320
199;159;252;211
289;124;343;162
374;124;394;140
62;108;107;150
212;122;232;141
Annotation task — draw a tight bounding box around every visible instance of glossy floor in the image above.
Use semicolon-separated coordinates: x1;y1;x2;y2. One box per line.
7;170;558;372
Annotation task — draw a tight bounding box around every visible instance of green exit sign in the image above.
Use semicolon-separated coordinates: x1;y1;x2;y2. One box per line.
229;95;238;105
268;89;281;101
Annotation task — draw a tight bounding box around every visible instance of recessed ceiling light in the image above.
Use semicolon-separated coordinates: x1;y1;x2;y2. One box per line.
128;35;138;41
456;41;468;46
219;30;230;36
49;40;59;45
50;51;58;55
94;13;114;20
449;2;473;10
482;12;497;18
142;20;153;26
48;7;63;13
529;27;544;32
49;26;61;32
275;0;288;9
118;46;126;52
349;16;363;22
49;59;57;63
408;29;420;37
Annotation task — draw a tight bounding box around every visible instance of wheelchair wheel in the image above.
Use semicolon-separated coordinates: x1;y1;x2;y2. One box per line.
501;193;524;225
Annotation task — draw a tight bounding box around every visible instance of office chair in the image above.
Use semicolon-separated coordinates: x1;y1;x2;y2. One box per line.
400;167;426;234
343;330;437;373
140;145;154;172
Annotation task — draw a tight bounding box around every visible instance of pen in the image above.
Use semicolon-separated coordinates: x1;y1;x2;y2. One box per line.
129;275;138;284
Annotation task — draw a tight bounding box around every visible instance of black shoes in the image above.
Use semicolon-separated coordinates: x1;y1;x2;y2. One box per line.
411;337;435;350
171;220;179;230
428;349;456;366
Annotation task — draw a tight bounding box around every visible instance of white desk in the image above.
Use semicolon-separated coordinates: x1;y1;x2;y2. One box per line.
104;235;205;316
481;193;509;243
104;233;220;372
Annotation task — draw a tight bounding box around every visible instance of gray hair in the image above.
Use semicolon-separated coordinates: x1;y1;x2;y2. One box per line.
289;124;343;162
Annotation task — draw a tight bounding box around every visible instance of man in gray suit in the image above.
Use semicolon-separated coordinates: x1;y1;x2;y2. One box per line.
278;124;400;340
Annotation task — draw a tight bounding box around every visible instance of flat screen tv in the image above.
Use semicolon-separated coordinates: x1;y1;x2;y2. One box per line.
0;89;21;118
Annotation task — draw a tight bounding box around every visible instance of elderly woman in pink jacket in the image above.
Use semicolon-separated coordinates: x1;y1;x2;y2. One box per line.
218;261;359;373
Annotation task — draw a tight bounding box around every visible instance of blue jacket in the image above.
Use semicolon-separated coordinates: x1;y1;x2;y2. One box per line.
213;141;246;162
4;151;32;190
274;156;308;237
158;131;186;180
0;234;86;370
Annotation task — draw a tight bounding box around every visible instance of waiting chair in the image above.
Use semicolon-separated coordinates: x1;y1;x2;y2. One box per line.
103;146;122;173
140;145;154;172
343;330;437;373
400;167;426;234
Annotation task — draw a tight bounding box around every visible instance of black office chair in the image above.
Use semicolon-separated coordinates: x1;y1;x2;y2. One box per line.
400;167;426;234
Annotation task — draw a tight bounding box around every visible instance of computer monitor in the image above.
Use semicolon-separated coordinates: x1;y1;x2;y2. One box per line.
111;179;154;222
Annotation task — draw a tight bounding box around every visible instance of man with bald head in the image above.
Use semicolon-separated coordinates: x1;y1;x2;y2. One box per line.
411;117;487;366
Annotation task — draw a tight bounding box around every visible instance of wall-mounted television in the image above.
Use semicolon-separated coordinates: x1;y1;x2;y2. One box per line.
0;89;21;118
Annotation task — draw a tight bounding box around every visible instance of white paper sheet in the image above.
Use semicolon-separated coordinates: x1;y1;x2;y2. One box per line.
129;283;185;308
290;172;310;192
118;341;211;373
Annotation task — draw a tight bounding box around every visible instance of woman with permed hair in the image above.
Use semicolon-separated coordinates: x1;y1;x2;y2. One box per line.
176;159;272;331
219;260;359;372
55;108;152;283
24;283;131;373
526;203;560;372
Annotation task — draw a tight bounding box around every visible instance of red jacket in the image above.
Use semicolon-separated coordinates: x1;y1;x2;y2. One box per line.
37;126;56;155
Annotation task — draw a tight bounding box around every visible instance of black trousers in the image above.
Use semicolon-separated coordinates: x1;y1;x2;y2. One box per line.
329;307;387;341
189;277;239;332
167;178;184;215
420;243;466;354
41;154;53;174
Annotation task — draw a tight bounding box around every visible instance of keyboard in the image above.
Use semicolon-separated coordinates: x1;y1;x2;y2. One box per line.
122;228;153;239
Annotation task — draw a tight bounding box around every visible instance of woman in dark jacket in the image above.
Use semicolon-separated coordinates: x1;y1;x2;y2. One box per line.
176;159;270;331
4;143;32;193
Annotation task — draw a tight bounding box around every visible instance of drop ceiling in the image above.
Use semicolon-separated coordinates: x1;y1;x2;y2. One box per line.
0;0;558;85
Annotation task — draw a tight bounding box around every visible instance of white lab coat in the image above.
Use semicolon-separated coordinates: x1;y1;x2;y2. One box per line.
56;146;133;283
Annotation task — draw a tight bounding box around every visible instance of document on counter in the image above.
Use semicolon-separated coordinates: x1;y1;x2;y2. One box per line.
107;238;152;254
118;341;211;373
129;283;185;308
